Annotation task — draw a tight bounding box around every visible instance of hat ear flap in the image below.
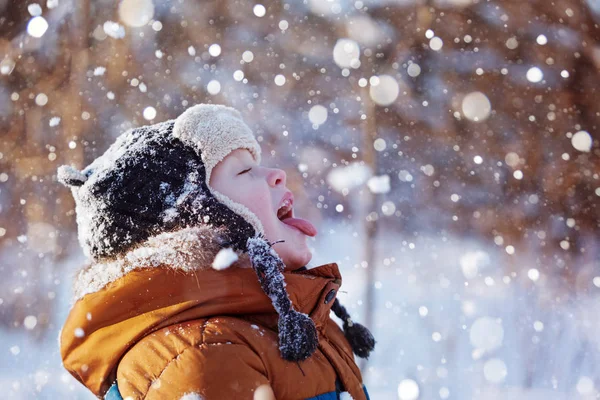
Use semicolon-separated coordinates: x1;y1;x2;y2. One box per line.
246;233;319;362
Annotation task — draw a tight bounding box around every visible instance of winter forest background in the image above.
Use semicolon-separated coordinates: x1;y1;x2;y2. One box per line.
1;0;599;399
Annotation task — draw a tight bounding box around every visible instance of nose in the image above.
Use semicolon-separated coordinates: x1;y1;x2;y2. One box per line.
267;167;286;188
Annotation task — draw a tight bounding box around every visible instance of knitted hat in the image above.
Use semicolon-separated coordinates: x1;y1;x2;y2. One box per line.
57;103;375;362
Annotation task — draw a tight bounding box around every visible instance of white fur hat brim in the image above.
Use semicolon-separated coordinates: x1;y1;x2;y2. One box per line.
172;103;265;235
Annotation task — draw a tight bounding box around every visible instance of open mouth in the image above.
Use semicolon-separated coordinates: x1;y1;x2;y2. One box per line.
274;197;318;237
276;199;293;221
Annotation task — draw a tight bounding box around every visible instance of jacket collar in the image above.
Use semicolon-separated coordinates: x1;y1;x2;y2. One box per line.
68;225;342;324
60;225;342;396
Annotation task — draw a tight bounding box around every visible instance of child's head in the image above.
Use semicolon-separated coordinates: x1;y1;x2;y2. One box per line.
55;103;317;271
210;148;316;271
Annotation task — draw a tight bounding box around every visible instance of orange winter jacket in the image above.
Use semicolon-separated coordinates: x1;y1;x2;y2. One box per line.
59;226;370;400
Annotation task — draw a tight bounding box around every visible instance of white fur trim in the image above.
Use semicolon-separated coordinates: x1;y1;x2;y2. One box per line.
71;225;249;304
172;103;265;235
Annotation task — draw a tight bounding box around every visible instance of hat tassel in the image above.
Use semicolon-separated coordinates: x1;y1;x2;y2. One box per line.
331;297;376;359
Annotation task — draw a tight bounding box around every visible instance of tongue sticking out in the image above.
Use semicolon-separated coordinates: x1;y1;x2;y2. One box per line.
281;217;318;237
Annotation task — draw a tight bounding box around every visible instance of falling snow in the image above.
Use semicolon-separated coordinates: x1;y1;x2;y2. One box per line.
2;1;599;399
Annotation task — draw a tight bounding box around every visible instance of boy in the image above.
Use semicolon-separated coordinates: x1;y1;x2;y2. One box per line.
58;103;374;399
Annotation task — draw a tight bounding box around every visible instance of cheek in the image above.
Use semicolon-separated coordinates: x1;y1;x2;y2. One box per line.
215;181;277;231
240;188;275;225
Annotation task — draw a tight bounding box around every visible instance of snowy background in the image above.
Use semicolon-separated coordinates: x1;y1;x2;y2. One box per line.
1;0;599;399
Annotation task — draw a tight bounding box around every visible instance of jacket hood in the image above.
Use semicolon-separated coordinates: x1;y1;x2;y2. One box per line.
59;225;343;397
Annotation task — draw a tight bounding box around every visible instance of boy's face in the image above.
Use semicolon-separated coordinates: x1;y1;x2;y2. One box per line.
209;148;315;271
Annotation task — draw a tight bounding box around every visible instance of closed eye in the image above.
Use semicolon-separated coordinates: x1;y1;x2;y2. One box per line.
237;167;252;175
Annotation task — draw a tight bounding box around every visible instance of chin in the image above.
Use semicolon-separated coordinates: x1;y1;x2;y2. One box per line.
283;248;312;271
269;222;313;268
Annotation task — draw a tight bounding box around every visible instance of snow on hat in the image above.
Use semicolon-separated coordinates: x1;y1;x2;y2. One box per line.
57;103;374;362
